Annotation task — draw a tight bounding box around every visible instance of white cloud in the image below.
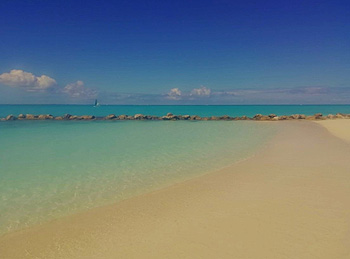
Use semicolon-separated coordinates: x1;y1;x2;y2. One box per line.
190;86;211;97
166;88;182;100
0;69;56;91
63;80;97;98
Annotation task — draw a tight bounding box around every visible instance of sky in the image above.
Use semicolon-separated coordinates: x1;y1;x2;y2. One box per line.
0;0;349;104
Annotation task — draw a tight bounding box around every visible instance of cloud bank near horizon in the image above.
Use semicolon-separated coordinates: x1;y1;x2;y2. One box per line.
0;70;57;91
0;69;96;100
1;69;350;104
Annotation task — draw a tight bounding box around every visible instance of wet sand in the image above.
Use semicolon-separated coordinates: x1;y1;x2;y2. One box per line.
1;121;350;258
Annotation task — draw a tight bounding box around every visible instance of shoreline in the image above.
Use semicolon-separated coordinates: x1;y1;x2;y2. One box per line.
1;112;350;121
1;120;350;258
316;120;350;142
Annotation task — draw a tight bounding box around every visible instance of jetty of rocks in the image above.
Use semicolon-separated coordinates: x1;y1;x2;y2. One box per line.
1;113;350;122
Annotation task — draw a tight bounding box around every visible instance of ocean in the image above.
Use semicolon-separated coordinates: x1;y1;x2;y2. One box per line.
1;104;349;235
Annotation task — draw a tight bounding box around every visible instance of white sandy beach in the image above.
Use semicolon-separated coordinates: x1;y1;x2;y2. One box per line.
1;120;350;258
317;119;350;142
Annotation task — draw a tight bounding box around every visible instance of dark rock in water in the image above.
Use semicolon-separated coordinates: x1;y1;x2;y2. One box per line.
118;115;127;120
182;115;190;120
190;115;201;120
6;115;16;121
54;116;63;120
161;115;171;120
81;115;95;120
126;115;134;120
18;114;26;119
268;114;277;118
26;114;36;120
220;115;232;120
63;114;72;120
134;114;145;120
38;114;54;120
105;114;117;120
69;115;78;120
162;113;177;120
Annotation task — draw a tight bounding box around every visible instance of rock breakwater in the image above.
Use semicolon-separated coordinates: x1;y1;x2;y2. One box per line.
1;113;350;122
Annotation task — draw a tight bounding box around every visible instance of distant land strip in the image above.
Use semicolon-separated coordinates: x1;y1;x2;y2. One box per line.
1;113;350;121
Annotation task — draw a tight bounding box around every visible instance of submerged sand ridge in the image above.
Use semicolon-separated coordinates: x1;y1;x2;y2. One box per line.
1;121;350;258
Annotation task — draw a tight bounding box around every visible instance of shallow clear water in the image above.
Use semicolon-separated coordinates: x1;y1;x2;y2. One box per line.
0;120;276;234
1;104;350;118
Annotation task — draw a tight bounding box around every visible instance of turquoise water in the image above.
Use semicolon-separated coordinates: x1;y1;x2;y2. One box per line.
1;104;350;118
0;119;276;235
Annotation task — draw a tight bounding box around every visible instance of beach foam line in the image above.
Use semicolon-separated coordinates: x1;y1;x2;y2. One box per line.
1;112;350;121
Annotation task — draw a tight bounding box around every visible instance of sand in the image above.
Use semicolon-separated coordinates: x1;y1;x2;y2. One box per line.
1;121;350;258
316;119;350;142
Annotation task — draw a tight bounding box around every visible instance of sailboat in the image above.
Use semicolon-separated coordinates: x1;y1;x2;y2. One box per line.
93;99;100;107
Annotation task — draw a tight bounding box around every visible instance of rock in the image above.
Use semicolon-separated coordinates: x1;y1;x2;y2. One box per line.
134;114;145;120
290;114;300;119
63;114;72;120
268;114;277;118
118;115;127;120
190;115;201;120
69;115;78;120
54;116;63;120
327;114;336;119
18;114;25;119
162;113;178;120
26;114;36;120
81;115;95;120
126;115;134;120
105;114;117;120
259;116;271;121
38;114;54;120
220;115;232;120
210;116;219;120
335;113;345;119
253;114;263;120
6;115;16;121
278;115;288;120
240;116;249;120
314;113;323;119
182;115;190;120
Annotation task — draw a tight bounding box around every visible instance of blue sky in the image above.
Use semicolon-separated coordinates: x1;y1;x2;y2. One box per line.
0;0;349;104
